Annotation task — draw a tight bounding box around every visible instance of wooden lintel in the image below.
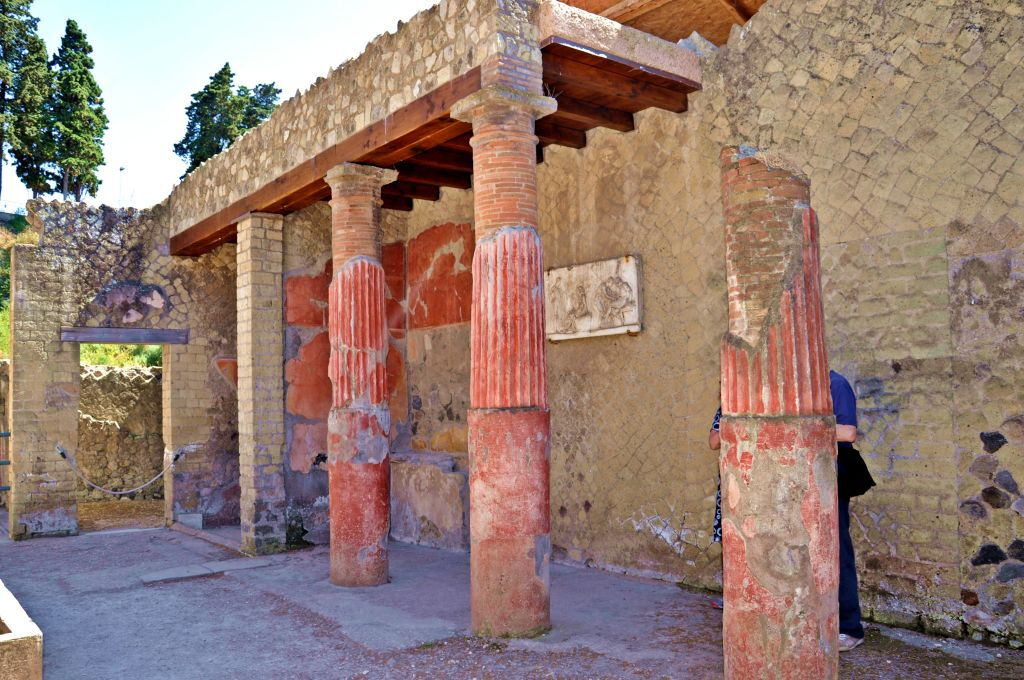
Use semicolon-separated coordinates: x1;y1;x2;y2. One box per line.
61;327;189;345
170;66;482;256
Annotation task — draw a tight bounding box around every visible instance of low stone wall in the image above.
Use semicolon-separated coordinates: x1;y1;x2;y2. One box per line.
0;578;43;680
76;366;164;501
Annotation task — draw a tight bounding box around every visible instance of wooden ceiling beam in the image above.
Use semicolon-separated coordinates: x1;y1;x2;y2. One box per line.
406;147;474;173
438;132;473;152
382;181;441;202
381;195;414;212
549;95;634;132
363;117;471;168
535;119;588;149
395;162;472;189
543;50;688;113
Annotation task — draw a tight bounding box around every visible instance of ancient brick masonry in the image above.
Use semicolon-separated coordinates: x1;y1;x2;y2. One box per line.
718;147;839;679
453;72;557;632
236;213;288;554
324;163;398;586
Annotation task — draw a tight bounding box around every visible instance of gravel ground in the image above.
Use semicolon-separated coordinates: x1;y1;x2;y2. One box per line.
1;527;1022;679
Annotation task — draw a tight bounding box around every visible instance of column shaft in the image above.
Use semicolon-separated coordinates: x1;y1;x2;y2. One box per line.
237;212;287;554
718;146;839;679
454;84;556;637
325;163;397;587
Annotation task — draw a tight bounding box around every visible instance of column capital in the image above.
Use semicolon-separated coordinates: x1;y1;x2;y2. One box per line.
451;85;557;124
325;163;398;195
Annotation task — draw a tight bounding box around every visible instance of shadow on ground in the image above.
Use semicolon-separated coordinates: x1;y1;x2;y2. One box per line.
0;528;1021;679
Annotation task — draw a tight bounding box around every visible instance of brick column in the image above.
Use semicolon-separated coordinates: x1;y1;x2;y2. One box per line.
236;212;287;554
718;146;839;679
324;163;398;587
452;83;557;637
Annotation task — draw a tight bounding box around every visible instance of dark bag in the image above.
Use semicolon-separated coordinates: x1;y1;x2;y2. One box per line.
837;443;876;498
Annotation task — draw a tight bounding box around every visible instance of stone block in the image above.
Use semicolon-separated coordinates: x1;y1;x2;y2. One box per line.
390;451;469;551
0;579;43;680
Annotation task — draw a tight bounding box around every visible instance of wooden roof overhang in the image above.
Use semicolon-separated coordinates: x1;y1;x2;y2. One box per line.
170;38;701;257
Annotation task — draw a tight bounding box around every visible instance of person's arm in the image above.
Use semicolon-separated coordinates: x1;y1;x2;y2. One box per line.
836;424;857;442
831;372;859;443
709;407;722;450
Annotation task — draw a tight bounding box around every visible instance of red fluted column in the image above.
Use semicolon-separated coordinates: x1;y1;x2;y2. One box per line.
719;146;839;679
324;162;398;587
453;85;557;637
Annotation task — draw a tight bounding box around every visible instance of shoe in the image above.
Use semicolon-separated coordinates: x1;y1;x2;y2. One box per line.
839;633;864;652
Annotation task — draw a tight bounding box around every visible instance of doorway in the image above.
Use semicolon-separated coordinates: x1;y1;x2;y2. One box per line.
74;342;165;532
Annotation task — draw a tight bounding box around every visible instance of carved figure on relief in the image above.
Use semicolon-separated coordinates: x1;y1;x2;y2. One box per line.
544;255;642;341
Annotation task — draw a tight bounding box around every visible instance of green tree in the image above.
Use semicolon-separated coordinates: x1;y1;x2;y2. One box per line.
0;0;39;202
50;19;106;201
10;32;51;195
174;63;280;176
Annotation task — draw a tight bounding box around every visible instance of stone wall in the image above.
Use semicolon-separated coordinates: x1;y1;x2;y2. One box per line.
374;0;1024;644
8;200;237;538
76;366;163;502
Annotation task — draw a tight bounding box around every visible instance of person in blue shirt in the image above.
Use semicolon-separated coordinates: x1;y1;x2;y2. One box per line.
830;369;864;651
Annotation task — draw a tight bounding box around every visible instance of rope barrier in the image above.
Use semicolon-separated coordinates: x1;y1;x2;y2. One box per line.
55;443;198;497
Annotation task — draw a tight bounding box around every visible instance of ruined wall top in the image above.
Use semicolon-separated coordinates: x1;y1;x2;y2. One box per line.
165;0;487;238
163;0;699;240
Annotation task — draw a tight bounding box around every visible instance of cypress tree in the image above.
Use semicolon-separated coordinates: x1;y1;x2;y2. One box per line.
10;31;51;196
174;62;280;176
0;0;38;201
50;19;106;201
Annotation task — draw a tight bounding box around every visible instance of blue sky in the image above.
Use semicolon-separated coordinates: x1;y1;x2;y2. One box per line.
1;0;436;212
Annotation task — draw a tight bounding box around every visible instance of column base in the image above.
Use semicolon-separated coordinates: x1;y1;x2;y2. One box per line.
328;458;390;587
720;415;839;680
468;408;551;637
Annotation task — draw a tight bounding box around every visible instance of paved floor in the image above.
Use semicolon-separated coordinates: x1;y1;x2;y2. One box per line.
1;527;1023;679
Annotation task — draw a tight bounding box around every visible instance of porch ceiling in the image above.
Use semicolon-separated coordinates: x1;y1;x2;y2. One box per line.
170;37;700;257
